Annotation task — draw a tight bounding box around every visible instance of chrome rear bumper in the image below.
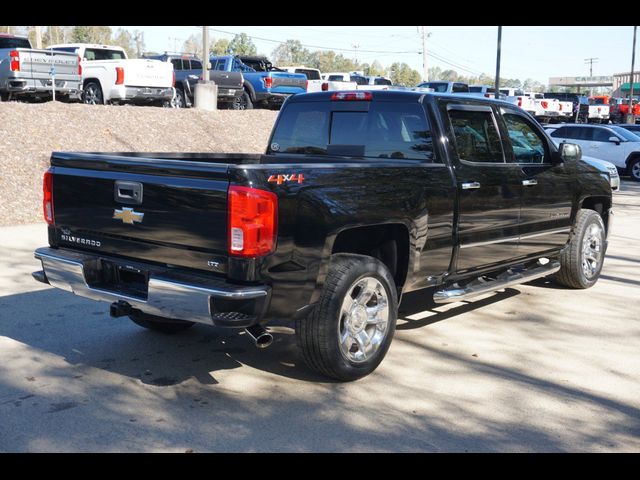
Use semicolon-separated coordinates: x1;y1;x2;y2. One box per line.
34;247;270;327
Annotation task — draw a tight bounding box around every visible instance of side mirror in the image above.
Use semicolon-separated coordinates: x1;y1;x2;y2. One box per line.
609;136;621;145
559;142;582;162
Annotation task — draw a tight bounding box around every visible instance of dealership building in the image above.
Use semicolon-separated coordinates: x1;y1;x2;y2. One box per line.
611;72;640;98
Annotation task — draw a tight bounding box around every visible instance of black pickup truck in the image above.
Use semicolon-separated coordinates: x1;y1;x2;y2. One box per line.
33;90;612;381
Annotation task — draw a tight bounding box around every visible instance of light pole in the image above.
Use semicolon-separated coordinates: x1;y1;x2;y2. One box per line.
627;26;637;124
495;26;502;100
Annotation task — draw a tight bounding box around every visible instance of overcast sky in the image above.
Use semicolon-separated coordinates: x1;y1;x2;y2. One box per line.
116;26;637;84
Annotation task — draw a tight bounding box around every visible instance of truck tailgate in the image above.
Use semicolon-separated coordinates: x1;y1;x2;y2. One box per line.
18;48;79;84
123;59;173;88
270;72;307;93
49;152;242;274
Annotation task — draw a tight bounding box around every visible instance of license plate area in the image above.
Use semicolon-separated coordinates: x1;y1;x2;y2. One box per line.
87;259;149;299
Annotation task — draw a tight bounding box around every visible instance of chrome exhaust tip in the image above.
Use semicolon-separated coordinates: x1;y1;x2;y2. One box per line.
244;324;273;349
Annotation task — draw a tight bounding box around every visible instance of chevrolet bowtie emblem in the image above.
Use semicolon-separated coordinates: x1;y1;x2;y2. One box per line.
113;207;144;225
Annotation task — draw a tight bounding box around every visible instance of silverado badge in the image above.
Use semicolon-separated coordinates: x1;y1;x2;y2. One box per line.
113;207;144;225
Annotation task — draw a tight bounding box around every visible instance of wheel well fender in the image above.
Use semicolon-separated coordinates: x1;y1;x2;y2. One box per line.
579;196;611;235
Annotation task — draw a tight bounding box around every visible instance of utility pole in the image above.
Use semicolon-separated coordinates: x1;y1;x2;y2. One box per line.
420;26;430;82
627;26;637;124
194;26;217;111
495;26;502;100
352;44;360;65
584;57;598;77
34;26;42;49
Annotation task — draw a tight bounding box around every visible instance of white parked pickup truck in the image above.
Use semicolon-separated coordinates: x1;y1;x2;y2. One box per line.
48;43;174;105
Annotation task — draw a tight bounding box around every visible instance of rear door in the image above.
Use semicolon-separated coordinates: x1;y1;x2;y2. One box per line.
498;107;573;256
443;101;523;273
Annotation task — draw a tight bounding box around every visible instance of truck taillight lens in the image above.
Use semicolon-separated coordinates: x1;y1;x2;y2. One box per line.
264;76;273;89
228;186;277;258
77;56;82;75
172;70;176;87
115;67;125;85
331;91;372;101
321;82;328;91
305;80;308;91
10;50;20;72
517;97;522;107
43;169;54;225
541;101;548;109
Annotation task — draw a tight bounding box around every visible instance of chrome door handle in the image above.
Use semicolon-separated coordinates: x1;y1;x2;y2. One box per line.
461;182;481;190
522;179;538;186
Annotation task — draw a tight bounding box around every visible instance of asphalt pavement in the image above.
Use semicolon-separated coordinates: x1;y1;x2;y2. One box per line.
1;181;639;452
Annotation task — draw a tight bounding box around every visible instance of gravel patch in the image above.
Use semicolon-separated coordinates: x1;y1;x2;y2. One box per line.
0;102;278;226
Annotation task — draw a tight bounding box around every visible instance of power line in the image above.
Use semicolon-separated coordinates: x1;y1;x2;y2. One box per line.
584;57;599;77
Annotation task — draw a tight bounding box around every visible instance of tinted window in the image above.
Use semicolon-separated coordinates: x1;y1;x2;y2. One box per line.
84;48;126;61
592;128;614;142
551;126;584;140
50;46;77;54
374;78;392;86
469;86;483;92
295;69;321;80
327;75;345;81
191;59;202;70
452;83;469;93
351;75;369;86
0;37;31;49
448;108;504;163
269;102;438;162
503;113;547;164
171;59;182;71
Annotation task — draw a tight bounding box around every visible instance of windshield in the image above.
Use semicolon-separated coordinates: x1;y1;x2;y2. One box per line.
611;126;640;142
418;82;449;93
269;101;437;162
0;37;31;49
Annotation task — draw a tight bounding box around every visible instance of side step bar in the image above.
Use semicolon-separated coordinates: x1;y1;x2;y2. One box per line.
433;260;561;304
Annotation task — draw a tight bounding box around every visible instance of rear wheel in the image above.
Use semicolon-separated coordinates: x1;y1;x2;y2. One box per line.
296;254;397;381
129;312;195;334
231;90;253;110
627;157;640;182
555;209;606;289
163;88;186;108
83;81;103;105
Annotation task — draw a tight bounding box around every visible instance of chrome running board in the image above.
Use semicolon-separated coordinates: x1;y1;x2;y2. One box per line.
433;260;560;304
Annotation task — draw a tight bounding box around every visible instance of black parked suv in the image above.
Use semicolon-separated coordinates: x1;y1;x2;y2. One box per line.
144;52;244;109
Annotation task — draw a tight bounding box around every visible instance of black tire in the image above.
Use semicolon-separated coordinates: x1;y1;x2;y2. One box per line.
554;209;606;289
295;254;398;381
627;157;640;182
82;81;103;105
129;312;195;334
163;88;186;108
231;90;253;110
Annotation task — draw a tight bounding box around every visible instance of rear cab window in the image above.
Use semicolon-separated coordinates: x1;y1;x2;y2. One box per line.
0;37;31;49
268;100;438;163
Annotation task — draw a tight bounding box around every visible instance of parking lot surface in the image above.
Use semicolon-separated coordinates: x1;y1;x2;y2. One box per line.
0;181;639;452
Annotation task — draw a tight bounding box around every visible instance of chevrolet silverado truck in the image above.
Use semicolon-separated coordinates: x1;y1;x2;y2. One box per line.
143;52;243;109
33;90;612;381
49;43;174;106
210;55;307;110
0;34;82;102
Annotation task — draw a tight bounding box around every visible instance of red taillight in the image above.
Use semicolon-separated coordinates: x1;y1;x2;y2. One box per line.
331;91;372;101
305;80;308;91
77;55;82;75
10;50;20;72
172;69;175;87
115;67;124;85
264;76;273;89
228;186;277;258
484;93;490;98
517;97;522;107
321;82;329;91
43;169;54;225
541;101;548;109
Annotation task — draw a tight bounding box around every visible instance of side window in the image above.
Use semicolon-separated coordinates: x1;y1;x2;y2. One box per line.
191;59;202;70
171;59;182;71
502;112;548;164
574;128;594;141
592;128;613;142
550;126;568;138
215;60;226;71
448;108;504;163
452;83;469;93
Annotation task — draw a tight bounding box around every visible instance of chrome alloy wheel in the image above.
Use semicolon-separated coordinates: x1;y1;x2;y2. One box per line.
582;223;603;279
338;276;390;363
83;84;102;105
631;161;640;181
